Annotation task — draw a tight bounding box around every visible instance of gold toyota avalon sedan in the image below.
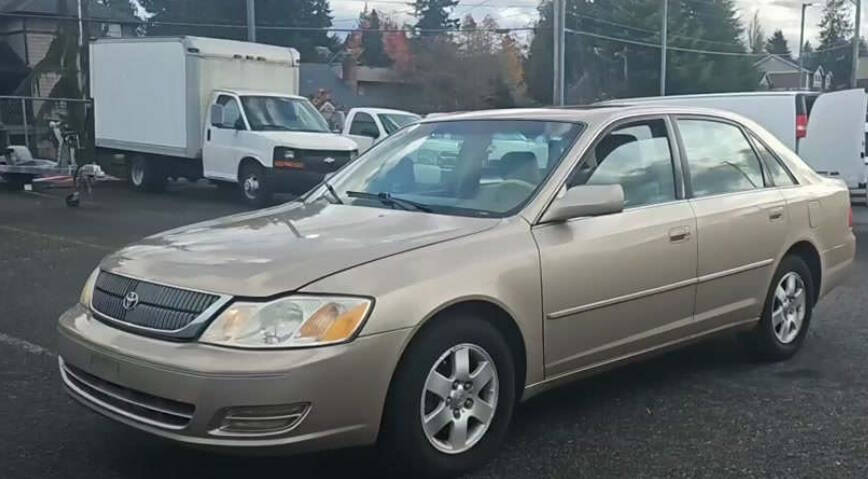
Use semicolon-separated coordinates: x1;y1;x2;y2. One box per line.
58;106;855;477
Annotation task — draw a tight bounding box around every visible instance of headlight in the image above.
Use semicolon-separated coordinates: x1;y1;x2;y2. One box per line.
274;147;303;169
200;296;372;349
80;267;99;307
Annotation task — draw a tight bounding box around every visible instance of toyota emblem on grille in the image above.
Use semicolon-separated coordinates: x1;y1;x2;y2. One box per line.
323;157;335;164
122;291;140;311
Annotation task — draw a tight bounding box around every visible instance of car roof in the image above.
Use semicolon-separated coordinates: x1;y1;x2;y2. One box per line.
600;91;820;105
352;107;419;116
416;105;753;125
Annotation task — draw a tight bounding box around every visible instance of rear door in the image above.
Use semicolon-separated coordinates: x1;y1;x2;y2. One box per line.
797;89;868;189
675;116;788;331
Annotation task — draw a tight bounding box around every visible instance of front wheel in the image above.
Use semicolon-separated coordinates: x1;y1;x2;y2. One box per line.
741;255;814;361
238;162;272;207
379;314;516;477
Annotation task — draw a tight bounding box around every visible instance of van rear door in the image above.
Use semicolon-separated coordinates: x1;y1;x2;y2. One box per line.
797;89;867;189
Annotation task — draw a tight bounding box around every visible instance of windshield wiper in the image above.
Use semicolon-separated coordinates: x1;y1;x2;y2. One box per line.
346;191;433;212
324;181;343;204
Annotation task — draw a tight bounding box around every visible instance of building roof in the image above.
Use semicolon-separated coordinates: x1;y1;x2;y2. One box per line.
300;63;398;109
1;0;140;23
753;54;809;74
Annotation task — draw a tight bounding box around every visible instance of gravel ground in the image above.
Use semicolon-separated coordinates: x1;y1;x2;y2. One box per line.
1;181;867;479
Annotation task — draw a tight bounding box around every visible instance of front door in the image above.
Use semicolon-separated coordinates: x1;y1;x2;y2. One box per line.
674;117;789;331
203;94;247;181
534;118;698;377
346;111;379;153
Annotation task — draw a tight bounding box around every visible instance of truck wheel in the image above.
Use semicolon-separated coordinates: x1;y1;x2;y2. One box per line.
129;155;166;192
239;162;272;207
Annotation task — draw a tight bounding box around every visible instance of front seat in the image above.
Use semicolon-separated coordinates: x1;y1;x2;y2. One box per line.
500;151;539;184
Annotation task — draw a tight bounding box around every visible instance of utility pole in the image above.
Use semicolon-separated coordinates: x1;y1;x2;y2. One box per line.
799;3;812;89
247;0;257;42
851;0;862;88
552;0;565;105
660;0;668;96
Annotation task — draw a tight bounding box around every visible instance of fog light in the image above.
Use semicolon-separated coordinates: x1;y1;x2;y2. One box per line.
212;403;310;436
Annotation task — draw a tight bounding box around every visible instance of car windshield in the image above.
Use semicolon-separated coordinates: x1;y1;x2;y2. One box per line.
324;120;583;217
379;113;421;135
241;96;330;132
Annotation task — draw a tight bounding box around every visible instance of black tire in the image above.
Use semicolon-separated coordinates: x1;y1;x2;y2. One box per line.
238;162;272;207
379;314;516;478
741;255;815;361
128;155;166;192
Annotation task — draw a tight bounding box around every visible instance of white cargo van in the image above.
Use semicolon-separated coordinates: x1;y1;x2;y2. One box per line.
600;90;868;197
90;37;358;206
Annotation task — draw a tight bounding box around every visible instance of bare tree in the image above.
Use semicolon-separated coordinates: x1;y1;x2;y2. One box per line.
747;11;765;54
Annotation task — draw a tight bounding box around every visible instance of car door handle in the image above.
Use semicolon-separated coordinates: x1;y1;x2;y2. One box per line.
769;207;785;221
207;129;211;141
668;226;691;242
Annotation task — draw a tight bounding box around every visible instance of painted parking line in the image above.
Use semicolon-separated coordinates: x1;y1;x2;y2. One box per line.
0;332;54;357
0;225;114;251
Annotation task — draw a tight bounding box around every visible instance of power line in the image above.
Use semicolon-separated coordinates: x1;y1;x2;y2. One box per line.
0;12;535;33
568;11;748;49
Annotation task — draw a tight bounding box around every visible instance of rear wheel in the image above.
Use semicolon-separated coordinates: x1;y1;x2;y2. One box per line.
129;155;166;192
742;255;814;361
379;314;516;478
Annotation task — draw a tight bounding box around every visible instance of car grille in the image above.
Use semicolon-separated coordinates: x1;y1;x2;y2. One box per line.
300;149;352;173
61;359;195;429
91;271;220;335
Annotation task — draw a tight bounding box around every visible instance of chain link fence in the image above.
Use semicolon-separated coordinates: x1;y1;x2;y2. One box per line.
0;96;92;162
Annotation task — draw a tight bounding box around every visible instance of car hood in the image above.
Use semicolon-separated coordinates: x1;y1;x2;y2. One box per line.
251;131;358;151
100;202;499;297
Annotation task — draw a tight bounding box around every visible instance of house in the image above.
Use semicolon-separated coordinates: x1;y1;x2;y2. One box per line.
300;58;417;111
754;54;816;91
0;0;140;96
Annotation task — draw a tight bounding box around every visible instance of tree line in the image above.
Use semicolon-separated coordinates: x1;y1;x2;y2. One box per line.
44;0;868;110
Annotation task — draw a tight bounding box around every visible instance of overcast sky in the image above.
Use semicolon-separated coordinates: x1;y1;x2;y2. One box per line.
327;0;854;54
133;0;859;55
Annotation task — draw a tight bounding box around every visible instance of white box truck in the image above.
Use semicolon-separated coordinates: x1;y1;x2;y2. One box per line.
600;90;868;200
90;36;358;206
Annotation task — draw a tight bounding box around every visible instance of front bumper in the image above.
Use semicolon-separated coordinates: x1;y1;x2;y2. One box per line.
57;304;410;453
267;167;326;195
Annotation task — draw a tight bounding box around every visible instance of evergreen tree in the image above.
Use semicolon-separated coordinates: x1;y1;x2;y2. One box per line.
413;0;459;37
765;30;792;60
140;0;337;61
359;9;391;67
525;0;757;103
817;0;853;89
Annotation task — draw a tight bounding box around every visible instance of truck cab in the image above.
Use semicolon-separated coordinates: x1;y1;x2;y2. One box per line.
342;108;420;153
204;90;358;206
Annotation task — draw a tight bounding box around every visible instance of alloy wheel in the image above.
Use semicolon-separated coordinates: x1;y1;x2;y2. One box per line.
420;343;499;454
772;272;807;344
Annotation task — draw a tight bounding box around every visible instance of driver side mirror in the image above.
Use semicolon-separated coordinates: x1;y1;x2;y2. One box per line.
210;104;224;127
540;184;624;223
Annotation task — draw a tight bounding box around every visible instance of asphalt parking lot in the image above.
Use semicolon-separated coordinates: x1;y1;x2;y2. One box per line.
2;181;868;478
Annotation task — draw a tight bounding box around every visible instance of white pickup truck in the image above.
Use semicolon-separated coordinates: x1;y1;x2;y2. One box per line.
341;107;420;153
91;36;358;206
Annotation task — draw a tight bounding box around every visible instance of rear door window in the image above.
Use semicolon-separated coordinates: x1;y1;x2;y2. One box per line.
677;119;765;197
748;132;796;186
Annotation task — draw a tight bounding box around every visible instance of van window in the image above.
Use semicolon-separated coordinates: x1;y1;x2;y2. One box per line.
570;119;676;208
678;119;765;197
749;132;797;186
216;95;243;129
